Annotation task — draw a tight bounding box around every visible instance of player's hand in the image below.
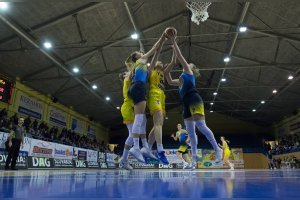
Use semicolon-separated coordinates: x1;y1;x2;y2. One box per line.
171;134;175;138
8;141;12;148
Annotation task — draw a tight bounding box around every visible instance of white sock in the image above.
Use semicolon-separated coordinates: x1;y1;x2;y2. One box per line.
132;114;144;149
140;114;149;148
157;144;164;152
195;120;220;152
184;120;197;156
122;123;133;160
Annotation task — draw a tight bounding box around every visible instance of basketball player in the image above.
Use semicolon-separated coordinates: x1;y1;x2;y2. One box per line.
145;37;169;164
218;136;234;170
164;28;223;169
171;123;192;169
118;67;134;170
125;32;166;163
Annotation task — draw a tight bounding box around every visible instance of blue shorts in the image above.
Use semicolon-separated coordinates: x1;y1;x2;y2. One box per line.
182;92;205;119
128;81;146;105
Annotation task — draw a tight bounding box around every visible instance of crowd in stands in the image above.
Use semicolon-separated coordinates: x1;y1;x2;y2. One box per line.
0;108;112;153
270;134;300;155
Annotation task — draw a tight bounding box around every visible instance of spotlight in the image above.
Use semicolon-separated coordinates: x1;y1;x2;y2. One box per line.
252;109;256;112
106;96;110;101
221;78;227;82
288;75;294;80
92;84;97;90
131;33;139;40
0;2;8;10
261;100;265;104
210;102;214;105
272;90;277;94
224;57;230;63
72;67;79;73
239;26;247;32
213;92;217;96
43;42;52;49
116;106;120;110
210;110;213;113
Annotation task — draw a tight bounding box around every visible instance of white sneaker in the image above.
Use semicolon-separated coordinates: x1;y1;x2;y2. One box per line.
215;149;223;163
229;163;234;170
129;147;145;163
119;159;133;170
193;155;201;163
141;147;157;160
183;162;190;169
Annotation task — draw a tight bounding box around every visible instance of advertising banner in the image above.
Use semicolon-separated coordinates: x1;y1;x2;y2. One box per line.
29;139;55;158
98;151;106;163
54;143;73;160
53;158;73;168
49;106;67;127
0;150;28;169
27;156;54;168
198;148;244;168
87;125;96;139
87;150;98;162
73;160;88;168
18;93;43;119
87;161;99;168
71;118;86;134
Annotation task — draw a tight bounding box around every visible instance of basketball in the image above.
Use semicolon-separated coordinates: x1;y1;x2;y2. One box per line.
164;27;177;38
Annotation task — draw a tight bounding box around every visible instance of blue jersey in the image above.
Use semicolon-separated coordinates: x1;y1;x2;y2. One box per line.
179;72;196;98
179;132;188;145
132;61;148;83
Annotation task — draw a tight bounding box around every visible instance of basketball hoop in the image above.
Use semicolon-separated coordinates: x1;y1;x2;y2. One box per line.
186;2;212;25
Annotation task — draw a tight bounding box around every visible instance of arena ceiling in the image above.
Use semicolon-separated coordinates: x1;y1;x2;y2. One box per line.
0;1;300;131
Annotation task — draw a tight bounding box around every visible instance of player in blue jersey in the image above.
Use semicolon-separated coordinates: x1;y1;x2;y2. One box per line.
125;32;167;163
165;30;223;169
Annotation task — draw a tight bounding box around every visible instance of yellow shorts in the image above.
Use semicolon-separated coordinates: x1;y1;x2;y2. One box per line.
189;102;205;116
178;145;188;154
121;100;134;124
147;89;166;115
223;148;231;158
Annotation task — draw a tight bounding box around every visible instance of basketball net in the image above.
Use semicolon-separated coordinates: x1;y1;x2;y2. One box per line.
186;2;212;25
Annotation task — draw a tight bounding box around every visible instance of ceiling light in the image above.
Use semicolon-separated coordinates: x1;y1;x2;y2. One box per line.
252;109;256;112
210;110;213;113
92;84;97;90
272;89;277;94
0;2;8;10
72;67;79;73
288;75;294;80
223;57;230;63
213;92;217;96
43;42;52;49
165;117;168;120
261;100;265;104
239;26;247;32
116;106;120;110
147;63;150;67
105;96;110;101
221;78;227;82
131;33;139;40
210;102;214;105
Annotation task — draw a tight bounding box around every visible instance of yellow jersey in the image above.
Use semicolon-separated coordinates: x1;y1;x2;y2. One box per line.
123;78;132;102
149;69;165;90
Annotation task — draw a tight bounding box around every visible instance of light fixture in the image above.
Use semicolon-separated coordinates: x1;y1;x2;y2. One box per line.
165;117;168;120
213;92;217;96
147;63;150;67
131;33;139;40
210;110;213;113
288;75;294;80
116;106;120;110
92;84;97;90
252;109;256;112
223;57;230;63
261;100;265;104
72;67;79;73
221;78;227;82
105;96;110;101
239;26;247;32
0;2;8;10
43;42;52;49
272;89;277;94
210;102;214;105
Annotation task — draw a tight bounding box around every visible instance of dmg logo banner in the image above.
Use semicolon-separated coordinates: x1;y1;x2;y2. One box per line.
28;156;54;168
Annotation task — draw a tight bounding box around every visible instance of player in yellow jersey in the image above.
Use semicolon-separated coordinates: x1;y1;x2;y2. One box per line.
118;68;135;170
145;38;169;164
218;136;234;170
